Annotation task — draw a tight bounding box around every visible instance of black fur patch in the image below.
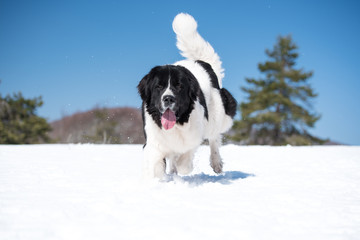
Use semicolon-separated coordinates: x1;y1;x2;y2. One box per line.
196;60;237;118
196;60;220;89
220;88;237;118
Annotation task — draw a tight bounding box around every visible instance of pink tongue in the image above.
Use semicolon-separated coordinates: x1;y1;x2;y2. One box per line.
161;109;176;130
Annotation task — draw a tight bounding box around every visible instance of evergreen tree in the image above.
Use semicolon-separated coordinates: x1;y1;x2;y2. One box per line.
0;88;52;144
232;35;326;145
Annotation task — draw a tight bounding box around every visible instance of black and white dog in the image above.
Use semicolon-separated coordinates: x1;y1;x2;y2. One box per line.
138;13;237;179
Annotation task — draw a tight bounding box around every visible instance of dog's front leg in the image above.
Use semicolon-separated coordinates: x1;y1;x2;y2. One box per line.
143;145;166;179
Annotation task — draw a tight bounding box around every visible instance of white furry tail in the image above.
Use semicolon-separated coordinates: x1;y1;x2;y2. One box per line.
172;13;224;84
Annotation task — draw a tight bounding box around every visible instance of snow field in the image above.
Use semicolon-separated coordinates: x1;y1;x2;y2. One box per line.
0;144;359;240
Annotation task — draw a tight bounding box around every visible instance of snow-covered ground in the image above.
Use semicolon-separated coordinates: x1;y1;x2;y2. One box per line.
0;144;359;240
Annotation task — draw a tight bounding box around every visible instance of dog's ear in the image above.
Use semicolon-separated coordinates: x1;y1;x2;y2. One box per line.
138;66;162;101
182;67;209;119
137;73;151;101
184;70;200;101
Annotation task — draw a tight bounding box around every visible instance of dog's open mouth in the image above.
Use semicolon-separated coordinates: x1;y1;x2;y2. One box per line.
161;109;176;130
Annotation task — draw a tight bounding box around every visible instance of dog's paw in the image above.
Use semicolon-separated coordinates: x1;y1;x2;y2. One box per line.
210;152;223;174
211;161;223;174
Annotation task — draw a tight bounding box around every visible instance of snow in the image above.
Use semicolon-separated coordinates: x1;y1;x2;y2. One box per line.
0;144;360;240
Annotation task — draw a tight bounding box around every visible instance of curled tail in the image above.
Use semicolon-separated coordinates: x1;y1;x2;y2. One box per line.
172;13;224;86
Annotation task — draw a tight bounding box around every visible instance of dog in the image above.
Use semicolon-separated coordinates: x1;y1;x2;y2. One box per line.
137;13;237;179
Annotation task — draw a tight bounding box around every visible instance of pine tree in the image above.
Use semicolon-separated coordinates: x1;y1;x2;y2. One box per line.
232;35;326;145
0;89;52;144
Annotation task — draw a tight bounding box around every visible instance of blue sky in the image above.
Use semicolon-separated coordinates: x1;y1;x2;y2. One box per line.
1;0;359;145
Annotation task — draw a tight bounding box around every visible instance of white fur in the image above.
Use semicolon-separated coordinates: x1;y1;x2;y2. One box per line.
172;13;225;87
142;13;233;179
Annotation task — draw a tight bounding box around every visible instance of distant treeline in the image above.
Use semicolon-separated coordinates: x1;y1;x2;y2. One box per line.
49;107;145;144
0;91;144;144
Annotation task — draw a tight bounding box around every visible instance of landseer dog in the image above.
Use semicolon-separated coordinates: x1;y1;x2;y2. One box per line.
138;13;237;179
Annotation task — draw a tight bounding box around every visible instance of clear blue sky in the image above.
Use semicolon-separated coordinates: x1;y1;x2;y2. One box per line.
1;0;359;145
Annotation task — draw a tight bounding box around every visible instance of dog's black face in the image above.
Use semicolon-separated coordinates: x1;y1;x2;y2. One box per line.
138;65;207;129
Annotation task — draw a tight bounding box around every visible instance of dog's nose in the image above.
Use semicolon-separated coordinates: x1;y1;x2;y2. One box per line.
163;95;175;106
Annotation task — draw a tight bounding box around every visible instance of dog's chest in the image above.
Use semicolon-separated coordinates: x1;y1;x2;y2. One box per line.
157;123;203;153
145;107;205;154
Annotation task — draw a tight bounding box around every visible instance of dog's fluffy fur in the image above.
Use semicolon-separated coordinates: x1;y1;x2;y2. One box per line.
138;13;237;179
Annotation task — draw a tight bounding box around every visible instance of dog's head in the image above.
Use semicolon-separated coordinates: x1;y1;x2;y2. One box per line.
138;65;200;129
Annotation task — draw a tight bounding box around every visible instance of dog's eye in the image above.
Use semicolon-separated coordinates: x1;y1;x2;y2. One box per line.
174;82;183;91
177;84;183;91
156;85;164;90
